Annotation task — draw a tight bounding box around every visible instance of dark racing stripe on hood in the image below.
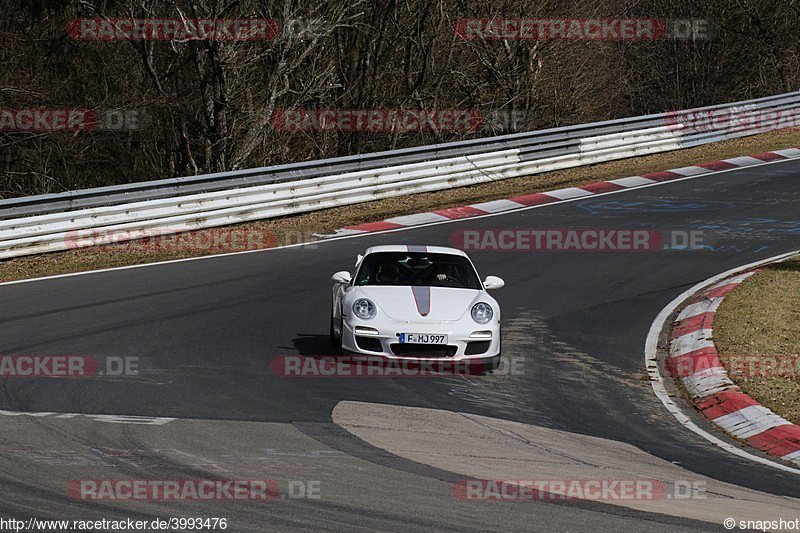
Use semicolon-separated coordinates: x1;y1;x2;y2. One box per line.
410;286;431;316
407;245;430;315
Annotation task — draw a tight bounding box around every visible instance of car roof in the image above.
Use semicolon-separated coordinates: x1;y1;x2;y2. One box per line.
362;245;468;257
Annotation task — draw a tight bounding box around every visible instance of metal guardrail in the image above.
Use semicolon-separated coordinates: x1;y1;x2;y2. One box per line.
1;90;798;219
0;91;798;259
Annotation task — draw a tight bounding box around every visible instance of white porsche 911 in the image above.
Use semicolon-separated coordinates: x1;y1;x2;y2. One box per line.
330;245;504;368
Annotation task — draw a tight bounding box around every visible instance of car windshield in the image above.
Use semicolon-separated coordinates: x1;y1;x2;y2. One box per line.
355;251;482;289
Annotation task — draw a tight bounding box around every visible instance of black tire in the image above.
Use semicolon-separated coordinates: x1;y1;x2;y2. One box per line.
483;331;502;372
329;312;343;355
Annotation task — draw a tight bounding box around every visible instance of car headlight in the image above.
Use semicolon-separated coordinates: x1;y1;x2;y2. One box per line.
352;298;376;320
471;302;493;324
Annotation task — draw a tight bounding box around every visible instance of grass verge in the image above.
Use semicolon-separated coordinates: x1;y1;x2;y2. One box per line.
714;257;800;425
1;128;799;283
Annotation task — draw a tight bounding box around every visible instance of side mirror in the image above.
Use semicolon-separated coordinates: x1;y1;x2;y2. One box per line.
332;271;352;284
483;276;505;290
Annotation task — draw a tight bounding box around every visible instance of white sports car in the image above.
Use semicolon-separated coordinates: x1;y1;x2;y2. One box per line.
330;245;504;369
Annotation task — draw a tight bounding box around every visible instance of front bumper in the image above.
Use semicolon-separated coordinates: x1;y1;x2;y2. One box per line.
341;320;500;361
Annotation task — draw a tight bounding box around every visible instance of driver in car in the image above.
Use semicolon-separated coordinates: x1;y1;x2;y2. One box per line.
428;262;459;284
375;263;401;284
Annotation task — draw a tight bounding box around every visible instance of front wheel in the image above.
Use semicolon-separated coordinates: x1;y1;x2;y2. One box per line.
482;332;502;372
484;354;501;372
329;313;343;355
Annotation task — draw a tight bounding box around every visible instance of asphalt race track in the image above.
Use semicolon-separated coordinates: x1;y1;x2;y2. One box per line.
0;159;799;531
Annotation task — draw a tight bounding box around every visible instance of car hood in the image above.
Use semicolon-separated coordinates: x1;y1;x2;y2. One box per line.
356;286;482;321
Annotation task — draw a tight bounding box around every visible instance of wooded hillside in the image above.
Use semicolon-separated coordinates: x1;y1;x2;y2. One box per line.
1;0;798;197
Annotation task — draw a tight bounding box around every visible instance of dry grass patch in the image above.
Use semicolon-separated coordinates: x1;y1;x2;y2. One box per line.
714;257;800;424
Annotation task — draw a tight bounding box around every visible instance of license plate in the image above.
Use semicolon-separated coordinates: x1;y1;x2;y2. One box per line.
399;333;448;344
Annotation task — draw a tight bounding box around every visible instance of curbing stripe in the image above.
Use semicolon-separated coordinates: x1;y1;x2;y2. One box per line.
783;449;800;463
667;166;710;177
433;206;488;219
722;156;764;167
682;368;736;398
772;148;800;157
540;187;593;200
641;170;683;182
704;282;742;299
469;199;526;213
646;250;800;476
346;221;404;232
748;425;800;458
677;298;723;321
698;160;738;171
670;312;714;338
384;212;451;226
696;392;758;420
666;348;722;379
667;264;800;467
578;181;626;194
751;151;788;161
669;329;714;357
321;148;800;238
713;405;792;440
608;176;657;187
324;227;366;237
507;193;559;206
